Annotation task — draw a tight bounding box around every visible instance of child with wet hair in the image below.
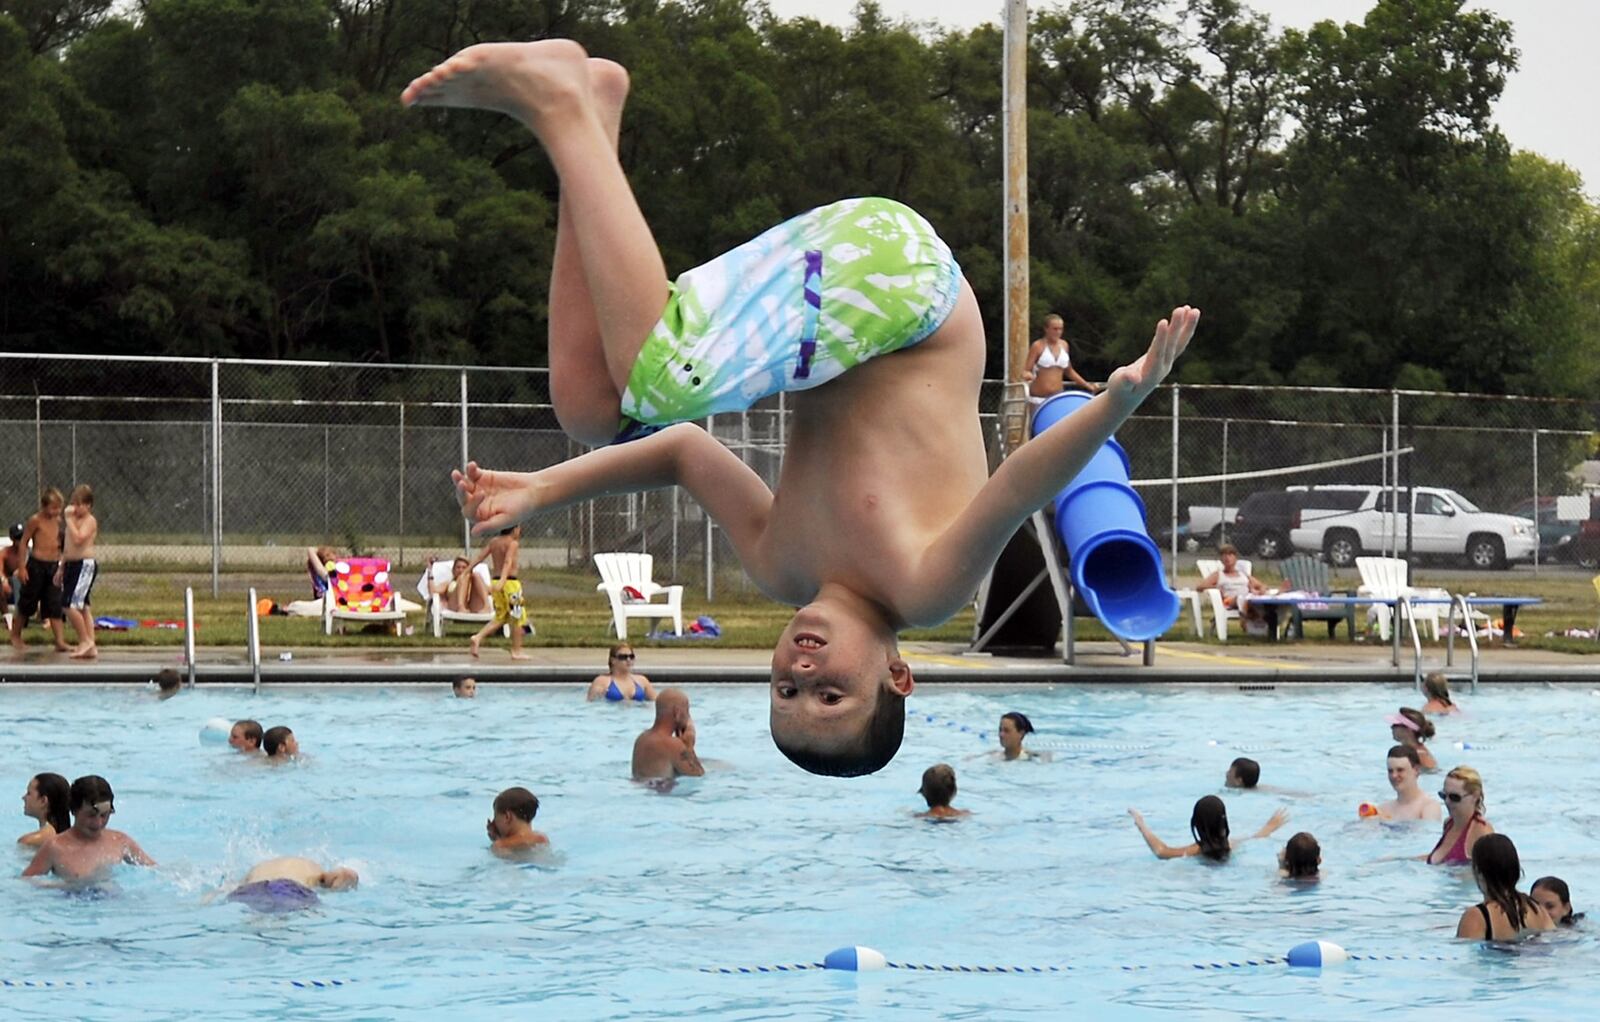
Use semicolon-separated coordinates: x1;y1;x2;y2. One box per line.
1279;832;1321;881
915;764;970;820
411;42;1197;779
487;786;549;855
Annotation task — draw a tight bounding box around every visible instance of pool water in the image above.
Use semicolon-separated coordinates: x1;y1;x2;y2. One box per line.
5;682;1599;1019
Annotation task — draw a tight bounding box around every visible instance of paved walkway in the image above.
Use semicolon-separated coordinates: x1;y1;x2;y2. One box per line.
3;639;1596;685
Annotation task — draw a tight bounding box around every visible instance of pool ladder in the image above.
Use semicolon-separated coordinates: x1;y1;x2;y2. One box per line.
183;587;197;689
1400;594;1480;695
246;587;262;695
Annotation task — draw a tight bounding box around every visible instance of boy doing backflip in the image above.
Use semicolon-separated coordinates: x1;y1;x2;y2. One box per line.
404;43;1196;776
57;484;99;659
11;487;68;652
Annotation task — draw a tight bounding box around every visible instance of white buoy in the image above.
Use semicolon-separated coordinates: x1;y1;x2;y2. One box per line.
199;718;232;745
822;946;887;972
1286;940;1347;969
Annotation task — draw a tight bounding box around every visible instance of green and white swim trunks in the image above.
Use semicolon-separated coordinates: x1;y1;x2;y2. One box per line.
614;197;963;442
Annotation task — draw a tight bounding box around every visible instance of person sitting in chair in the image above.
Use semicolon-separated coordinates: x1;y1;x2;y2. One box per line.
1197;544;1268;632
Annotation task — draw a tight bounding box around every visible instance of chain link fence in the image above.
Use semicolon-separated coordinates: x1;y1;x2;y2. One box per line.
2;354;1596;600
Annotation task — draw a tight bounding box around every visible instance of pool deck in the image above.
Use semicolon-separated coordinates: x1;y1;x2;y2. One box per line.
2;639;1597;685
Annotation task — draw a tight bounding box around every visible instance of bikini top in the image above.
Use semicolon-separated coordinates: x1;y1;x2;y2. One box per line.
1430;813;1485;865
604;678;648;702
1034;343;1071;370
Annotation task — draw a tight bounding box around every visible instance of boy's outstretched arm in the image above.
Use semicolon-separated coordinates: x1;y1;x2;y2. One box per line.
908;307;1198;624
454;423;774;569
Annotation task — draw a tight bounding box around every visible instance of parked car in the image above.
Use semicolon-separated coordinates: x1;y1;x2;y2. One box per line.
1289;485;1538;569
1184;504;1238;550
1229;490;1311;561
1507;496;1599;568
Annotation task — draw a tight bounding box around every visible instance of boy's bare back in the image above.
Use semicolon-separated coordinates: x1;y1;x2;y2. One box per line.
482;532;519;578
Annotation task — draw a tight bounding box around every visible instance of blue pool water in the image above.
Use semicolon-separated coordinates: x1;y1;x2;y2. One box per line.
5;682;1599;1019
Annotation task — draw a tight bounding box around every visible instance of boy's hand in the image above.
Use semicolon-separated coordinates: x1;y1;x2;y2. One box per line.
1103;306;1199;406
452;461;545;534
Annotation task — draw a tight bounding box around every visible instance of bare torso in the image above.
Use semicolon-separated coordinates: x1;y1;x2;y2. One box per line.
26;828;151;880
1379;792;1441;821
241;856;324;888
750;281;989;624
66;510;98;561
632;728;696;779
23;512;64;562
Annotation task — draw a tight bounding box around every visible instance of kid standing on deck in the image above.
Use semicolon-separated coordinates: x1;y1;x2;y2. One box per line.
57;484;99;659
403;42;1196;776
10;488;68;652
467;525;529;660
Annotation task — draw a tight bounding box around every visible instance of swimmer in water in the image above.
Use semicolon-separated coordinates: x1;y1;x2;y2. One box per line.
17;772;71;847
1424;765;1493;866
413;43;1197;780
914;763;970;820
1421;672;1459;715
263;726;299;762
1454;834;1553;940
486;787;549;856
1369;745;1440;821
1388;708;1438;771
1530;876;1582;927
586;643;656;702
1224;757;1258;789
995;711;1049;761
454;676;478;698
1278;832;1321;882
631;688;704;781
154;668;181;699
1128;797;1289;861
21;776;155;881
229;719;264;754
227;857;359;913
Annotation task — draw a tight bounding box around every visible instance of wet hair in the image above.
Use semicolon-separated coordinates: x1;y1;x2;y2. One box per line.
1422;672;1453;707
775;687;906;778
452;677;475;693
262;726;295;757
40;486;64;509
233;719;263;748
1531;876;1582;926
1387;744;1421;769
919;764;958;808
1189;795;1231;862
69;775;114;814
1445;765;1485;814
1472;834;1537;933
1397;707;1435;741
31;773;71;834
69;484;93;508
1283;832;1320;879
493;787;540;821
155;669;181;694
1000;712;1034;736
1217;543;1239;558
1229;757;1260;788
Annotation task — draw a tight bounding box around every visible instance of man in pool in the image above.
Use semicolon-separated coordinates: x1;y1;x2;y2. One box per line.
229;719;264;754
1371;744;1440;821
263;726;299;762
632;688;704;781
22;775;155;881
410;42;1196;777
486;787;548;856
228;857;358;913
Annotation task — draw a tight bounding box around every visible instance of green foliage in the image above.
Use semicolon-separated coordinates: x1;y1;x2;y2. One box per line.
0;0;1596;399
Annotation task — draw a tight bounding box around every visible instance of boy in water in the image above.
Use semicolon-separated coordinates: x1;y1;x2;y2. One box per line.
22;775;155;881
227;857;359;912
229;719;264;754
915;763;971;820
486;786;549;856
631;688;704;782
56;484;99;659
263;726;299;762
11;488;69;652
405;43;1196;776
467;526;529;660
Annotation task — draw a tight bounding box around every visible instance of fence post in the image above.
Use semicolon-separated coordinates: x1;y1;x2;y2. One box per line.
322;424;330;538
1531;429;1540;575
70;423;77;487
34;393;42;496
1219;417;1229;546
397;401;406;570
211;360;222;599
459;368;470;553
1391;390;1400;561
1170;385;1180;586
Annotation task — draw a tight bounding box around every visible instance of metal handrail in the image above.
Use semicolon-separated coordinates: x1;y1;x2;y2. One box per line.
1444;595;1481;693
246;587;262;696
1399;595;1425;689
183;587;197;688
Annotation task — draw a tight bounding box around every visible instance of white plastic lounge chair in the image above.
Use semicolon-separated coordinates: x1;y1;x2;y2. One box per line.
1195;557;1271;640
594;552;683;640
1352;556;1479;641
416;559;508;639
322;556;408;637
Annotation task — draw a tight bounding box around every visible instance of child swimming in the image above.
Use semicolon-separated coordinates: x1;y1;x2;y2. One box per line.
407;42;1197;777
1128;797;1288;861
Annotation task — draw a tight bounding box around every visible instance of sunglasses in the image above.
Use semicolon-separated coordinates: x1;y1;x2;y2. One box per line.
612;653;635;661
80;801;114;819
1438;790;1471;804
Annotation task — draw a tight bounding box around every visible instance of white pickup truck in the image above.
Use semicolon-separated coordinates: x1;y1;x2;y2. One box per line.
1289;485;1537;569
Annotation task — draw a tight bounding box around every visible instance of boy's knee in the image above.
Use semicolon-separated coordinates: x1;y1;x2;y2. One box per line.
551;384;621;447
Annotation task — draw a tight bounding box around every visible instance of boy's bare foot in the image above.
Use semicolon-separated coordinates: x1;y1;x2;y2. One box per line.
510;651;530;661
9;638;25;651
400;40;593;131
69;645;97;660
54;641;71;653
469;635;482;658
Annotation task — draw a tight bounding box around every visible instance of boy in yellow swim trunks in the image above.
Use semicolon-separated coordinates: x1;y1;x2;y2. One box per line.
468;525;529;660
404;42;1197;775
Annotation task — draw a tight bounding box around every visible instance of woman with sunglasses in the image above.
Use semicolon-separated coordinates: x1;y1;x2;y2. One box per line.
586;643;657;702
1426;766;1493;866
1454;834;1554;940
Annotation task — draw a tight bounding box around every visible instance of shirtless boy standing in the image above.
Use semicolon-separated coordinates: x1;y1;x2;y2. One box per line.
631;688;705;781
486;787;549;856
407;43;1194;776
467;525;529;660
11;487;68;652
57;484;100;659
21;775;155;882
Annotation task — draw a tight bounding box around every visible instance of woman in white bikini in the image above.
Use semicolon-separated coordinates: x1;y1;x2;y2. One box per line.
1022;313;1099;404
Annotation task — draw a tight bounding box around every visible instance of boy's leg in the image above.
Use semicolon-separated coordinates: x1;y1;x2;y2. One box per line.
404;44;669;433
469;617;499;658
8;609;22;649
69;602;96;658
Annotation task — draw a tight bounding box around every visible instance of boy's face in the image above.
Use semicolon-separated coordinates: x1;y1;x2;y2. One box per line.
229;725;259;752
42;499;62;519
769;605;912;753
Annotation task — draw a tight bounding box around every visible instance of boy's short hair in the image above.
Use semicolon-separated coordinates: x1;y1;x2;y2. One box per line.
452;676;474;692
262;726;294;756
40;486;64;509
493;786;540;821
775;687;905;777
70;774;114;813
1387;744;1420;768
155;669;181;694
69;484;93;507
1230;756;1260;788
919;763;957;807
1217;542;1238;557
234;719;264;746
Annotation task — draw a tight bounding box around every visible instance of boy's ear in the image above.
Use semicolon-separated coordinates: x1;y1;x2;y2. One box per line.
887;657;914;697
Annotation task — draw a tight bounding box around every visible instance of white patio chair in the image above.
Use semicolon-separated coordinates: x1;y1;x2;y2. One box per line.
594;552;683;639
1195;557;1268;640
1352;556;1481;641
322;556;408;637
416;559;508;639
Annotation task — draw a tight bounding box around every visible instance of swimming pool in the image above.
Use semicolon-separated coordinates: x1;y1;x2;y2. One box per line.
5;682;1598;1019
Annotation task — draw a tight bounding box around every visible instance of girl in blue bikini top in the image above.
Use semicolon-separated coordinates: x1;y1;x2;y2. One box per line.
586;644;657;702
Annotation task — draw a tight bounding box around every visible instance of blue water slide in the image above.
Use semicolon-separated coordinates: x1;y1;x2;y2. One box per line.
1030;391;1180;641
